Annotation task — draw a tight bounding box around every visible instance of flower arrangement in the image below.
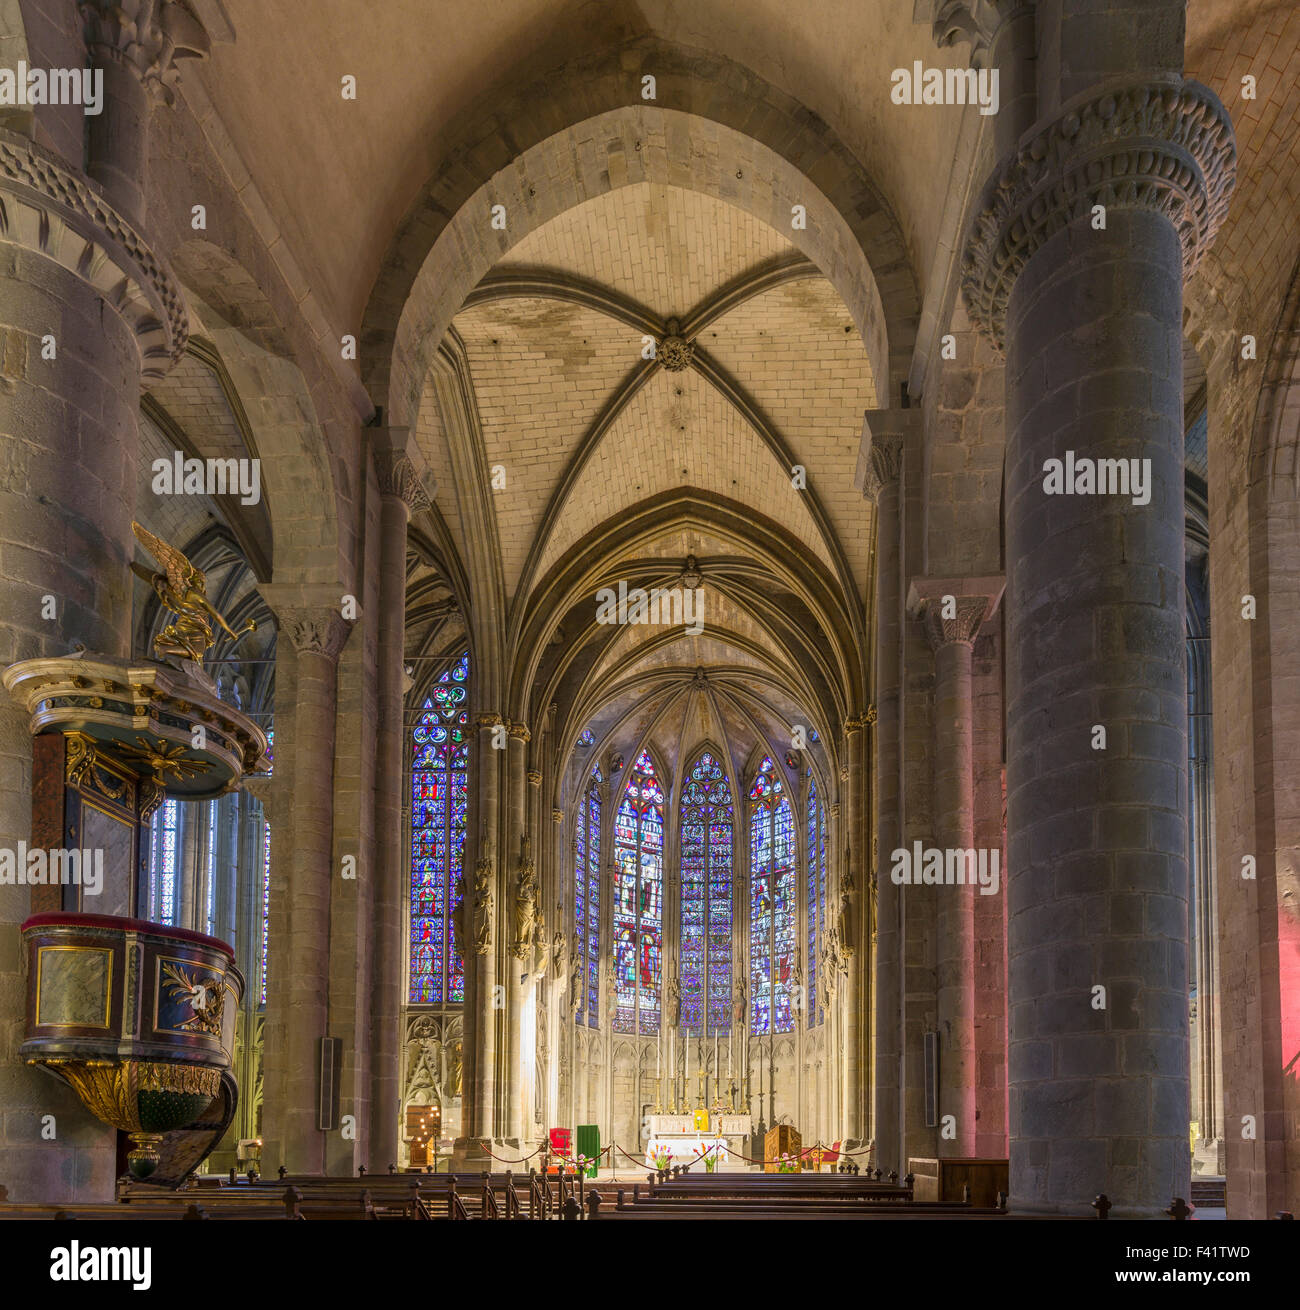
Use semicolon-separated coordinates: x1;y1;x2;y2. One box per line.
777;1152;798;1174
703;1145;720;1173
652;1146;673;1170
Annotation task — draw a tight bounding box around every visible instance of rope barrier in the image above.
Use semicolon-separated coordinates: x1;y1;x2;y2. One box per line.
478;1143;544;1166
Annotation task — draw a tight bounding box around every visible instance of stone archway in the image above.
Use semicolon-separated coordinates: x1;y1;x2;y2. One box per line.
362;38;919;430
171;240;346;588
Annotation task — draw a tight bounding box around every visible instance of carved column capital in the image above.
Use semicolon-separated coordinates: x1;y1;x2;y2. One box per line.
526;770;543;787
475;711;504;730
374;446;430;514
552;809;564;824
962;76;1236;351
80;0;212;104
907;576;1005;650
856;410;917;502
508;722;531;743
277;607;353;662
241;774;275;819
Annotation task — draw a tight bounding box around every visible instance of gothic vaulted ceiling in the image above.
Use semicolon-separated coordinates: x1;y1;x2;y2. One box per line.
414;180;875;802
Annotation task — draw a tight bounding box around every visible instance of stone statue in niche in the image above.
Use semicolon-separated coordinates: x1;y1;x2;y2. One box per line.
531;906;552;982
667;974;682;1027
512;837;539;959
472;857;494;954
732;975;747;1028
550;923;568;981
569;956;584;1011
448;1039;463;1097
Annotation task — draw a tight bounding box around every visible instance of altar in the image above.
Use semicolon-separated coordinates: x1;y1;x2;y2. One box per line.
645;1112;753;1170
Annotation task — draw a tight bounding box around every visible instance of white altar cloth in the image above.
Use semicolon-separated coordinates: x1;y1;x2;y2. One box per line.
645;1134;738;1170
644;1114;754;1170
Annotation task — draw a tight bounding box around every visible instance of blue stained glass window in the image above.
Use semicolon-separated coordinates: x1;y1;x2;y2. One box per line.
577;728;595;748
409;651;470;1004
204;800;219;938
749;757;795;1035
679;750;733;1036
149;798;180;926
575;766;603;1026
612;750;664;1034
807;773;827;1025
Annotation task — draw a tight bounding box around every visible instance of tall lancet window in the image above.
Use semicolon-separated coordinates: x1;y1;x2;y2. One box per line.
148;798;180;926
574;765;603;1027
807;772;827;1025
749;756;795;1035
612;750;664;1034
409;651;470;1004
679;750;733;1035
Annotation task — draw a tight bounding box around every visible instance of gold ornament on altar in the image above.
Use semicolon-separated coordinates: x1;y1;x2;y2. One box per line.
131;522;255;663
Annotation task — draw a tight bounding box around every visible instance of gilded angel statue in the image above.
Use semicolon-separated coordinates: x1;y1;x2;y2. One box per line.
131;522;255;662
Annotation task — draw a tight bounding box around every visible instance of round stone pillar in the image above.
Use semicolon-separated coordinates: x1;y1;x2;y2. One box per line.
0;128;187;1200
962;78;1234;1216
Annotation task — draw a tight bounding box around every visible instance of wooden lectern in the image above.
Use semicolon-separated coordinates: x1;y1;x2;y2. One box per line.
764;1124;801;1173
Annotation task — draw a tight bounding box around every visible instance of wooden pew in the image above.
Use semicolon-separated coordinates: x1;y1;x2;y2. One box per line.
0;1199;289;1220
587;1189;1010;1221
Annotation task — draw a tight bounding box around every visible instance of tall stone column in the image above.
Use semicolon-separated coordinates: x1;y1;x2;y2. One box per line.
458;711;502;1156
962;77;1234;1214
0;48;192;1199
368;435;426;1172
909;579;1002;1157
861;419;906;1172
258;598;351;1174
502;722;530;1144
839;718;867;1145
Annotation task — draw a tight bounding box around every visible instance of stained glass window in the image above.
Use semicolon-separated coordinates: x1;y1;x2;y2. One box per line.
409;651;470;1004
679;751;733;1036
749;756;795;1035
612;750;664;1034
149;798;180;926
204;799;219;937
260;819;271;1007
577;728;595;749
807;772;827;1025
575;766;602;1026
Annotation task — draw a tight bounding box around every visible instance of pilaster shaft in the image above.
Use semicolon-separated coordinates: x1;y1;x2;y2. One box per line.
861;414;908;1174
258;597;351;1174
369;432;423;1171
911;580;1003;1157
